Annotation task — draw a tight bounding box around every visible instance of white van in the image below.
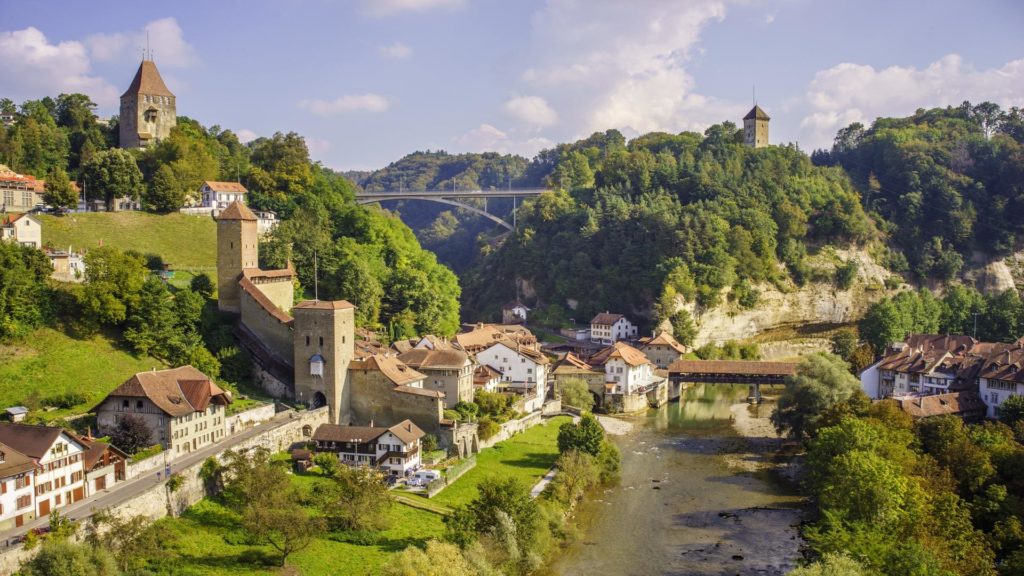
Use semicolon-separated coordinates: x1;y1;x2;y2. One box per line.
410;469;441;486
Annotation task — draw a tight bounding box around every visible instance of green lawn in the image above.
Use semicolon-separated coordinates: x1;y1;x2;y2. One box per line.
145;419;569;575
38;211;217;271
150;481;446;575
0;326;164;422
430;415;570;508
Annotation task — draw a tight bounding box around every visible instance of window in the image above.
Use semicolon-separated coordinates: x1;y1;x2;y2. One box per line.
136;400;144;409
16;495;30;509
319;336;324;347
990;392;999;405
15;476;28;489
306;335;310;346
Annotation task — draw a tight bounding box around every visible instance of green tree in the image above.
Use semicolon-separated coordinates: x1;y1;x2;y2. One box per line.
772;353;861;440
830;329;859;361
110;413;153;454
315;465;393;531
549;449;598;507
17;539;116;576
998;394;1024;427
43;166;77;210
445;477;538;554
243;492;324;567
0;242;52;339
80;148;142;210
669;310;698;347
384;540;491;576
557;413;605;456
789;553;867;576
145;163;185;213
189;272;215;299
557;378;594;411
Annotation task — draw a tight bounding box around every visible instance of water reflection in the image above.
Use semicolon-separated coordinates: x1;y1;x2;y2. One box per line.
545;384;801;576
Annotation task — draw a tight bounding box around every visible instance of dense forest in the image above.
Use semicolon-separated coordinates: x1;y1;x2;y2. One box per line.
352;103;1024;336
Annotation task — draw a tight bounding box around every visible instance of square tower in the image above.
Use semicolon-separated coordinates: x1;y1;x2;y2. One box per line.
119;59;177;149
293;300;356;424
216;201;259;313
743;105;770;148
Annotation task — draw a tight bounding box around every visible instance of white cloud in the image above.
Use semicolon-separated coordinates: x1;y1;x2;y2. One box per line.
453;123;554;157
502;96;558;128
85;18;196;68
519;0;735;137
306;137;332;158
378;41;413;59
362;0;465;17
299;94;391;115
0;27;118;105
764;14;775;24
800;54;1024;149
235;129;259;143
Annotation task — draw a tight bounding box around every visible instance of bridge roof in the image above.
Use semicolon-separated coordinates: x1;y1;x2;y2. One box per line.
668;359;797;377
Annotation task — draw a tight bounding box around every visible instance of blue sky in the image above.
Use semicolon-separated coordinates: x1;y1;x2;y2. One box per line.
2;0;1022;170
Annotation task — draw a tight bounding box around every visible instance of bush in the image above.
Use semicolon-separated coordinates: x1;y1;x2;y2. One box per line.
835;259;859;290
189;273;215;299
422;434;440;453
111;414;154;455
557;378;594;411
477;416;500;440
42;391;87;409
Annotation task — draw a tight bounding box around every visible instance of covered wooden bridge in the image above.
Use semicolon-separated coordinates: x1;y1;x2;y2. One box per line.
667;359;798;403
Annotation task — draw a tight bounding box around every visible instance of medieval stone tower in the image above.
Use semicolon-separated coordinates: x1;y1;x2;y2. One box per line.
743;105;770;148
216;202;259;313
119;58;177;149
293;301;355;423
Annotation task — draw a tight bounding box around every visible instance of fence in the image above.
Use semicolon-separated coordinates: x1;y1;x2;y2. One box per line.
425;454;478;498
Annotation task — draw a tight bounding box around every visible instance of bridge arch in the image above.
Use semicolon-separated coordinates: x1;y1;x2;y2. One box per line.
356;196;514;230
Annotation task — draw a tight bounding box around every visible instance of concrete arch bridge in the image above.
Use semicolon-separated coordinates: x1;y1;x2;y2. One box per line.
355;189;550;231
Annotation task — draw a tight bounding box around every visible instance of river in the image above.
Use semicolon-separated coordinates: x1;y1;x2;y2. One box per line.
544;384;805;576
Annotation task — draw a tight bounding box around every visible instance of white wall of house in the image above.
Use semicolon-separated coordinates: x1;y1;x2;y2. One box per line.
591;318;637;344
979;378;1023;418
33;433;86;517
605;358;653;395
0;470;34;529
475;342;546;402
860;361;881;399
331;431;421;476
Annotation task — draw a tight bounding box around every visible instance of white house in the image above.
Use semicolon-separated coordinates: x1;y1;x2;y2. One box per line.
501;300;530;325
859;335;978;399
0;423;87;518
590;341;657;395
253;210;278;236
198;181;248;210
0;442;36;530
313;420;424;477
1;213;41;249
590;312;637;345
977;345;1024;419
475;340;549;412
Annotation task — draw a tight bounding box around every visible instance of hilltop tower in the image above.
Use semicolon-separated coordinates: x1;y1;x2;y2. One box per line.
743;105;770;148
119;58;177;148
216;202;259;313
293;301;356;424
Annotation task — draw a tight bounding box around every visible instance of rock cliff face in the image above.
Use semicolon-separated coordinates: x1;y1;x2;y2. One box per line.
675;248;896;347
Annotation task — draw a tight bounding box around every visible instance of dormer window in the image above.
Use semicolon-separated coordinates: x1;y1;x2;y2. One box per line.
310;354;325;377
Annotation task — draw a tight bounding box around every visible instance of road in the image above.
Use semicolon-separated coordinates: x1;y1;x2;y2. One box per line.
0;411;298;546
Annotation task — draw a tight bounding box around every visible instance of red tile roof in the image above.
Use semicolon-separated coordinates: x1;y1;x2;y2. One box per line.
216;200;257;221
895;391;986;419
668;360;797;376
101;366;230;418
121;60;175;98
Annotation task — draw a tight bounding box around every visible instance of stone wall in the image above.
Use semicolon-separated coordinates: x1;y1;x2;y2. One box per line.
253;364;293;399
479;411;543;450
350;371;443;434
225;403;277;434
241;289;294;366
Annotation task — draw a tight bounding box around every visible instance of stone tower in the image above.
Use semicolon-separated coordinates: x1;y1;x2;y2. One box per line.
743;105;770;148
293;301;356;424
119;59;177;149
216;201;259;313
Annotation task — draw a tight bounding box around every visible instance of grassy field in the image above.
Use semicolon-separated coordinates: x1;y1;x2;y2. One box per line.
38;211;217;271
430;415;570;508
0;327;164;422
151;497;446;576
145;418;569;575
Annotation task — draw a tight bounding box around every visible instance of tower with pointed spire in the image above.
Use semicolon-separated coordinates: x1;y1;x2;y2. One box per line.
119;57;176;148
743;104;770;148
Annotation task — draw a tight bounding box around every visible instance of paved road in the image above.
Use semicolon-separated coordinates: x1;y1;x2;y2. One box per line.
0;411;297;546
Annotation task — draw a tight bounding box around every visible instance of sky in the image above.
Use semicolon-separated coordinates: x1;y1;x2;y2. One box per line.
2;0;1023;171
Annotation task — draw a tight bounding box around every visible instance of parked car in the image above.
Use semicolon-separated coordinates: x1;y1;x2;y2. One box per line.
409;469;441;486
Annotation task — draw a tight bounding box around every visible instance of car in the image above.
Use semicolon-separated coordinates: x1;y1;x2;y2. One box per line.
409;469;441;486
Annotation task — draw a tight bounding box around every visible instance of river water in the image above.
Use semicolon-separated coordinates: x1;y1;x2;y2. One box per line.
544;384;804;576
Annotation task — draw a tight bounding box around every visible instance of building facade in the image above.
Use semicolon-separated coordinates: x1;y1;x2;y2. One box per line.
743;105;770;148
0;442;36;530
0;167;44;212
638;331;688;369
93;366;231;458
199;181;247;210
475;341;549;412
1;213;41;249
501;300;529;325
313;420;424;477
398;348;475;408
0;424;87;518
119;59;177;149
590;312;637;345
